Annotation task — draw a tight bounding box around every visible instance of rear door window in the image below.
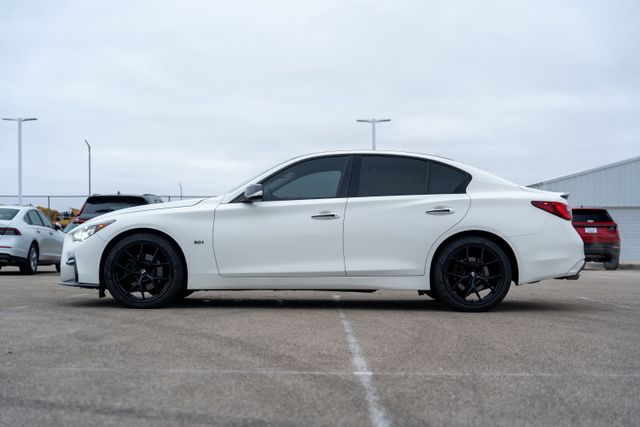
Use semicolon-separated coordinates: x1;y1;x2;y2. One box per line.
355;156;429;197
36;211;54;229
26;210;45;226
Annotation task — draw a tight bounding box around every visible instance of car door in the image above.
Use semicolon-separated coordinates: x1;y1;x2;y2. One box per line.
214;155;352;277
36;210;63;261
344;155;471;276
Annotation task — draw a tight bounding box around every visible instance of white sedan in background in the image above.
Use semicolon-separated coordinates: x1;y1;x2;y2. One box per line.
0;206;65;274
60;151;584;311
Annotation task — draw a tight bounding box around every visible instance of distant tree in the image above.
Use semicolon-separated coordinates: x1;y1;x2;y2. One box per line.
36;206;60;222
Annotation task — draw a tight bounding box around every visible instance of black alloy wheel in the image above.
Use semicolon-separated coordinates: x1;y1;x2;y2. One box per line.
104;234;185;308
432;237;512;312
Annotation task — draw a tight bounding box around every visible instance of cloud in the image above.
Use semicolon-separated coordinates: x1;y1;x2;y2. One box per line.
1;0;639;209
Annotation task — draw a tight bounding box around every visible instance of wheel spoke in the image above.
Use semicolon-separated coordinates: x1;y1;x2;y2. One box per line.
111;241;176;302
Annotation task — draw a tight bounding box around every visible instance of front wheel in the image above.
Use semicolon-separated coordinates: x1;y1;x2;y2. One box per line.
432;237;512;312
104;233;185;308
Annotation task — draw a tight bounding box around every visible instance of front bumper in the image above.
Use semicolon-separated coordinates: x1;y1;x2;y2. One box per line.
59;256;99;289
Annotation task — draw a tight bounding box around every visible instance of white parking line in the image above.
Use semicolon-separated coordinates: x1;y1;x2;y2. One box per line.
334;296;392;427
578;296;634;310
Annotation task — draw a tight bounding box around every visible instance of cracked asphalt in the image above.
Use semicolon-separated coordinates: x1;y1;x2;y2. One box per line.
1;266;639;426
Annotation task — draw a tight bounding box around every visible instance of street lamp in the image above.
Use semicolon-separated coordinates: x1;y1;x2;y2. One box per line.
178;183;183;200
2;117;38;205
84;139;92;196
356;118;390;150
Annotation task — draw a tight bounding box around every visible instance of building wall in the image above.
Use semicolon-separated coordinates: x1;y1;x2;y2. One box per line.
530;157;640;261
531;159;640;207
608;208;640;261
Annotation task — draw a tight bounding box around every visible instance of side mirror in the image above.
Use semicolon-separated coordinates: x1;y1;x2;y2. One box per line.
54;223;63;231
244;184;264;202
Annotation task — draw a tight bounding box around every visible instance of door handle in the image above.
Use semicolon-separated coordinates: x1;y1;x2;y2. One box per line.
426;207;455;215
36;230;41;233
311;212;339;220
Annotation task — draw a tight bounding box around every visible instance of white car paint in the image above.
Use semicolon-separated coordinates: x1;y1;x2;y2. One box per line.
0;206;65;269
60;150;585;294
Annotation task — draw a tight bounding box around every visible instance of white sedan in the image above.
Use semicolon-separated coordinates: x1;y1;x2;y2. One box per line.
0;206;65;274
60;151;584;311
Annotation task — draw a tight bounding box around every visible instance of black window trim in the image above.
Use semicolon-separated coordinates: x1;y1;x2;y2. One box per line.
349;154;472;198
232;154;354;203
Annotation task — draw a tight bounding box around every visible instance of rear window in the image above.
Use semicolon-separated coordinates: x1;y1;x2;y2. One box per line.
572;209;613;223
80;196;147;218
0;208;19;221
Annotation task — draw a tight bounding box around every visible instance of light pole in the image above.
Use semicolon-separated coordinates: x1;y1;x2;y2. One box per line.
178;183;183;200
84;139;92;195
356;118;390;150
2;117;38;205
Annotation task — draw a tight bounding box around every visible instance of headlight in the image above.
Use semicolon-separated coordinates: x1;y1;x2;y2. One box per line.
71;220;115;242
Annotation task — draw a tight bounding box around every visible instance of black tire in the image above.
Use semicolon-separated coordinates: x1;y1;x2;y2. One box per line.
20;244;39;275
104;233;185;308
55;263;61;272
432;236;512;312
604;256;619;271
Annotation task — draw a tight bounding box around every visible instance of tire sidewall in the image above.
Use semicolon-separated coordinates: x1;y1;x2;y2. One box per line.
104;233;184;308
21;244;38;275
432;236;512;312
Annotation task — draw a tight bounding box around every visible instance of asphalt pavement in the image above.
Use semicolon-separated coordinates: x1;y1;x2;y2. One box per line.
1;266;639;426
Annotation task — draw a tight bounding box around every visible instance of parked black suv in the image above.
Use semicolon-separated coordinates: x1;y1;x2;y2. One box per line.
65;194;164;233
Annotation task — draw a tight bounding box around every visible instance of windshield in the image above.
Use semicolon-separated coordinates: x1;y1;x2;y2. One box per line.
0;208;19;221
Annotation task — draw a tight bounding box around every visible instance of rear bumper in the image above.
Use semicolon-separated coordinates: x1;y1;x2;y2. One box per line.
0;253;26;265
555;258;586;280
584;243;619;261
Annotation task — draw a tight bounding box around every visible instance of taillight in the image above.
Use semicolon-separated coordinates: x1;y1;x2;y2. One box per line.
0;227;22;236
531;201;572;221
609;225;617;232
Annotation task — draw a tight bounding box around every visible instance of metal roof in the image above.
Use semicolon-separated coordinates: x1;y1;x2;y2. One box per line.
530;155;640;187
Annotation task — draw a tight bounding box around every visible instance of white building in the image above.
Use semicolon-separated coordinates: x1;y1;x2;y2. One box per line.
529;156;640;261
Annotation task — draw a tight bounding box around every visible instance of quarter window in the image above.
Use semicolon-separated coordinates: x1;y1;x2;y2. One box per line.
261;156;349;201
428;161;470;194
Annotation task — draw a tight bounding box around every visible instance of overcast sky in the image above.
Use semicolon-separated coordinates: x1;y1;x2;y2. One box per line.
1;0;639;209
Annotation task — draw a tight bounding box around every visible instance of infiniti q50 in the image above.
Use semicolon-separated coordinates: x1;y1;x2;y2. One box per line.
60;151;584;311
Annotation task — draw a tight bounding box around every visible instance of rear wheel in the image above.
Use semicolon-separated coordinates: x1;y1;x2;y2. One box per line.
20;244;39;275
432;237;512;312
104;234;185;308
55;263;61;272
604;256;619;271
